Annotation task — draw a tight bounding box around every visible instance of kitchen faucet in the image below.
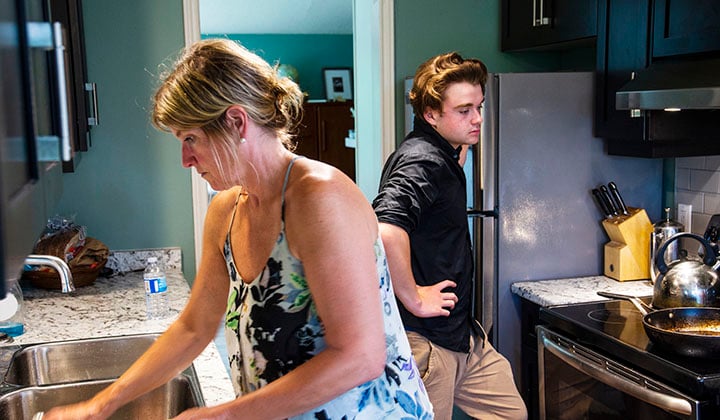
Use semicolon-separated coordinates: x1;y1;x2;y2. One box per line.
24;255;75;293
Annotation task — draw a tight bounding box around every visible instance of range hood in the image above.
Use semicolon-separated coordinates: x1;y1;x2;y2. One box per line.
616;58;720;110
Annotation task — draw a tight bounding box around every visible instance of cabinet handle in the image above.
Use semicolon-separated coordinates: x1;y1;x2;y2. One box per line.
52;22;71;162
85;82;99;126
26;22;70;162
628;73;641;118
533;0;551;27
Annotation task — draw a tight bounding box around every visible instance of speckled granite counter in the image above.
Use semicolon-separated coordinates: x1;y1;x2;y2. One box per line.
2;270;235;406
511;275;654;307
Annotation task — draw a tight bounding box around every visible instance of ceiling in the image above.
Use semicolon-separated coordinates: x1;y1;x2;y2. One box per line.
199;0;353;34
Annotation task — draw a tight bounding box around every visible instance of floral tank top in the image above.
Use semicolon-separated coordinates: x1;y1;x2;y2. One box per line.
223;157;433;419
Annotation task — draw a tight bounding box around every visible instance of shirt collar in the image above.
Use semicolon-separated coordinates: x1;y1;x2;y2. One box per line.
412;116;462;161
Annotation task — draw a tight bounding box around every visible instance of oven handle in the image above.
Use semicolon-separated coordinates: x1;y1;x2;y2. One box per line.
541;333;693;416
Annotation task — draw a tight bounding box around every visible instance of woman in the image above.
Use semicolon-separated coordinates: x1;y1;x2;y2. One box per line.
44;39;432;419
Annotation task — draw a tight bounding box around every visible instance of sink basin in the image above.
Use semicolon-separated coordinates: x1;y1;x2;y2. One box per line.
0;334;205;419
0;374;203;419
4;333;159;386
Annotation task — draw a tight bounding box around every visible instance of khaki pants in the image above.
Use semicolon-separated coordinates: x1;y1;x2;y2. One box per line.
407;330;527;420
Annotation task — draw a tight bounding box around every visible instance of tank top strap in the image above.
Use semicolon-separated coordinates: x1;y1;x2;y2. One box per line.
225;188;246;241
281;156;303;221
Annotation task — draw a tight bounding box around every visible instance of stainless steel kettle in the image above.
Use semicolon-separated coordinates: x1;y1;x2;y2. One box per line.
650;207;684;284
653;232;720;309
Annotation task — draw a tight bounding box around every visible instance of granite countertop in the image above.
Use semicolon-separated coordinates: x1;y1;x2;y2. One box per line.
511;275;655;307
1;270;235;407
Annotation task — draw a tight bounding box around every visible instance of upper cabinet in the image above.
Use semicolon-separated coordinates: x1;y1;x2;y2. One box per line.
0;0;70;293
501;0;597;51
652;0;720;58
594;0;649;143
595;0;720;157
48;0;97;172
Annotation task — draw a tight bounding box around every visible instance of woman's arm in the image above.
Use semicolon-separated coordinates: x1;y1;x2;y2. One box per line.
43;191;234;420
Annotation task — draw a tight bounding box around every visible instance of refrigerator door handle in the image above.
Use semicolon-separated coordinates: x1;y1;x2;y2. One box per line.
467;209;498;218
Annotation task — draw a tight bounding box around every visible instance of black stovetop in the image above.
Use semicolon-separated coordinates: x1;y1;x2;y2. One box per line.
540;297;720;399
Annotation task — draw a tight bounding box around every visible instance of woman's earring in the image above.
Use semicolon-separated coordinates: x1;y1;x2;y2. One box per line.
240;137;247;144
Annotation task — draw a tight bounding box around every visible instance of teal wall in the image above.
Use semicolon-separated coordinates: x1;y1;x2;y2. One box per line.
55;0;195;280
202;34;354;101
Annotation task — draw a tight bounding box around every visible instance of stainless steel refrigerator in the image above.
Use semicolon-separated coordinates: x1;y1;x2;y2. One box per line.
465;72;663;376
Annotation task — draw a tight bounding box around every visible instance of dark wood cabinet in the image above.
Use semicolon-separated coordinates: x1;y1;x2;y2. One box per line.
652;0;720;58
594;0;650;141
520;298;543;420
48;0;95;172
595;0;720;157
501;0;597;51
295;101;355;181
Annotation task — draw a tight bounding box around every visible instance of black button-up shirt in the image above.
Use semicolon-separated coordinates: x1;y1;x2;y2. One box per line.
373;117;474;353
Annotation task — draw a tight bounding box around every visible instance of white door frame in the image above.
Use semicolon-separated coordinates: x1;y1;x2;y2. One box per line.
182;0;395;274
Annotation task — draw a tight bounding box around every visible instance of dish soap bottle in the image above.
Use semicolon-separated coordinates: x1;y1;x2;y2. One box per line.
0;279;25;336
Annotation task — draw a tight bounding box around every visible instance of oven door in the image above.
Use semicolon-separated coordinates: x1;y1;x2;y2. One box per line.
537;326;701;420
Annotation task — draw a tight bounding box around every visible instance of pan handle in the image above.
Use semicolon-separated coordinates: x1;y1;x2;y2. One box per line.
597;291;652;315
540;329;693;417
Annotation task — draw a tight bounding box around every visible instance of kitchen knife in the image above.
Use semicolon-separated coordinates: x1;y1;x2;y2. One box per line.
598;185;619;217
608;181;630;215
592;188;614;219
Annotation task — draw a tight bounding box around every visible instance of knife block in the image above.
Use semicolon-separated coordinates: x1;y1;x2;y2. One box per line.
602;208;653;281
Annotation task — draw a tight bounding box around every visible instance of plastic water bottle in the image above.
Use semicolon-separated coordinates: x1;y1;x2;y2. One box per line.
144;257;169;319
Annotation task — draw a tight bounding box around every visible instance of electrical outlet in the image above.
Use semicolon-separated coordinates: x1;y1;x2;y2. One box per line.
678;203;692;232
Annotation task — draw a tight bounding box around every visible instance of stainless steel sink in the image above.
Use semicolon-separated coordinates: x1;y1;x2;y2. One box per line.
0;374;203;419
4;333;159;386
0;334;205;419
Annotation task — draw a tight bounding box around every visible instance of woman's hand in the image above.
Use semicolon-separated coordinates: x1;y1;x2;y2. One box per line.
41;399;108;420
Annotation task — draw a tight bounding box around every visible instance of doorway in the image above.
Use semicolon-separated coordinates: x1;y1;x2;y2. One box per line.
182;0;395;271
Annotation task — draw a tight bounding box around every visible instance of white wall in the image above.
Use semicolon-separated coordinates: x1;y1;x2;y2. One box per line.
675;156;720;234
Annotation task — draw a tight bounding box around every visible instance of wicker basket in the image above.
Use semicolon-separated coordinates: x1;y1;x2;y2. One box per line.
23;260;106;290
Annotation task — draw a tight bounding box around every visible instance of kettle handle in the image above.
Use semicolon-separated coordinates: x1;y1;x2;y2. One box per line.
655;232;716;274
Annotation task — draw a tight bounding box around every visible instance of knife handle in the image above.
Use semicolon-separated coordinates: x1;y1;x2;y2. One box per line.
599;185;619;216
592;188;614;219
608;182;630;215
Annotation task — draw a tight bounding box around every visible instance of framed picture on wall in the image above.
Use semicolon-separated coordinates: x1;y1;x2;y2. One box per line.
323;68;352;101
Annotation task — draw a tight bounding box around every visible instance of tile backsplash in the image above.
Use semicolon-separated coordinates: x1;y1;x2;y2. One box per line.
675;156;720;234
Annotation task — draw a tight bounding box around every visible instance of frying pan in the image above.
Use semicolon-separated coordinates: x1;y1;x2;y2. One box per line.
597;291;720;358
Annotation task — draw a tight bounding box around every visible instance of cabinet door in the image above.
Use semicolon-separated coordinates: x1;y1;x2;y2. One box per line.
501;0;597;51
317;103;355;181
49;0;93;172
294;103;319;160
520;298;542;420
0;0;53;291
594;0;649;141
25;0;65;216
653;0;720;58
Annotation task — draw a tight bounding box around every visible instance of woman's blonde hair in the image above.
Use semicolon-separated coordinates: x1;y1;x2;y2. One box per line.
151;38;304;149
409;52;488;118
